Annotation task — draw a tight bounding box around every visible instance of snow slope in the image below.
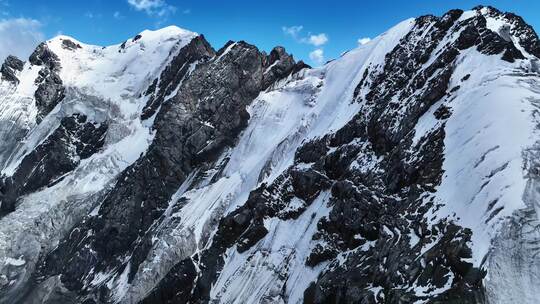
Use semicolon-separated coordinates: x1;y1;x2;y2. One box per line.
0;26;198;301
120;19;415;303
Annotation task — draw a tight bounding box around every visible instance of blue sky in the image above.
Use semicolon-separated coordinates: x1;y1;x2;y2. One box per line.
0;0;539;65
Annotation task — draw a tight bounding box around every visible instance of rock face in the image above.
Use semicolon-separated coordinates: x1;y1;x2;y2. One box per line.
0;114;107;214
0;56;24;84
140;35;215;120
33;39;299;304
29;42;65;123
0;6;540;304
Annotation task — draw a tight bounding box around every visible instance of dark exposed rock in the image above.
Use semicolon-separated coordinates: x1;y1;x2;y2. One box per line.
141;35;216;120
455;15;525;62
295;138;330;163
236;221;269;253
297;9;497;302
34;68;65;123
0;55;24;83
61;39;82;50
306;222;485;304
140;257;197;304
29;42;61;71
30;43;65;123
434;105;452;120
0;114;107;214
4;55;24;71
291;169;331;202
478;6;540;59
300;124;481;303
35;38;299;302
361;9;462;154
262;46;297;88
292;60;311;74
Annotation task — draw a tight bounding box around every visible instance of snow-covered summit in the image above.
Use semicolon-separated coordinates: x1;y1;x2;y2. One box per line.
44;26;198;102
0;24;199;172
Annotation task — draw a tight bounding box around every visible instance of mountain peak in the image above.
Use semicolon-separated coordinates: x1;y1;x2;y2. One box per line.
49;34;83;44
138;25;196;37
43;25;197;53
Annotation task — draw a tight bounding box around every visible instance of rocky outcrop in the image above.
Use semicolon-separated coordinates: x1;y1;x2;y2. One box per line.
480;6;540;58
30;43;65;123
0;114;107;214
141;35;216;120
262;46;296;88
61;38;82;50
0;55;24;84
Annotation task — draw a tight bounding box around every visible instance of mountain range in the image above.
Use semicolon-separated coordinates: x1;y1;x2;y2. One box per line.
0;5;539;304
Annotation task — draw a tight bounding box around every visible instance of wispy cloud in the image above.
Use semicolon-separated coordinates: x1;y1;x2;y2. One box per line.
127;0;176;21
0;0;9;16
282;25;328;47
84;12;102;19
127;0;163;12
0;17;44;62
113;11;125;20
306;33;328;46
357;37;371;45
309;49;324;65
283;25;328;65
282;25;303;40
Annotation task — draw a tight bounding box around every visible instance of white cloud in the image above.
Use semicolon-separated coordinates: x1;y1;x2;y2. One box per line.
127;0;163;12
283;25;328;46
283;25;328;65
113;11;124;19
0;1;8;17
127;0;176;19
84;12;102;19
156;5;176;17
0;18;44;62
282;25;303;40
357;37;371;45
309;49;324;65
306;33;328;46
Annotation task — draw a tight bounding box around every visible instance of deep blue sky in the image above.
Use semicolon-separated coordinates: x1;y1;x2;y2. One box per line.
2;0;540;65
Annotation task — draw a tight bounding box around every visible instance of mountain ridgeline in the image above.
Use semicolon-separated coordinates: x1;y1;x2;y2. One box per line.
0;6;540;304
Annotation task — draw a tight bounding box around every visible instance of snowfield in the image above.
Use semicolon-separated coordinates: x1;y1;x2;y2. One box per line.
0;26;198;302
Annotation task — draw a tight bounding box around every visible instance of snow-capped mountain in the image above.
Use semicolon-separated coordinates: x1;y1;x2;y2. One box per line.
0;5;539;304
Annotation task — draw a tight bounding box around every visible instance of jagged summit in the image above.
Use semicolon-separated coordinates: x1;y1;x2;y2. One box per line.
0;6;539;304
